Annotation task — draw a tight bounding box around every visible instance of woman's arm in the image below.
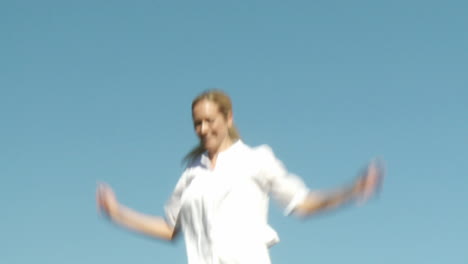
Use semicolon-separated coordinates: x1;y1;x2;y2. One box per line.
294;159;384;217
97;184;178;241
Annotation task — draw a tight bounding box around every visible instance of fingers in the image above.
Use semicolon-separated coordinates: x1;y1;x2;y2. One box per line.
96;183;107;214
96;182;116;217
356;158;385;203
368;158;385;191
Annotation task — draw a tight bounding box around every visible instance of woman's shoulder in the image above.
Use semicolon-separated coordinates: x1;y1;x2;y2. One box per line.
242;142;277;161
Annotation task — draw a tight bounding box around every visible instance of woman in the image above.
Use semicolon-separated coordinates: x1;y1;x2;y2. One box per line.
97;89;384;264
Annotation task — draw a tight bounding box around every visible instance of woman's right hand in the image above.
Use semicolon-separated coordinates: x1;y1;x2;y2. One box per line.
96;183;177;240
97;183;120;219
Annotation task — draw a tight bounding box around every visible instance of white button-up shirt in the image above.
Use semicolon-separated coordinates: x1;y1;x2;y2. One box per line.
165;140;310;264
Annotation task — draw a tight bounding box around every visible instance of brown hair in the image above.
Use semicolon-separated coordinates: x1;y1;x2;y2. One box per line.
183;89;241;164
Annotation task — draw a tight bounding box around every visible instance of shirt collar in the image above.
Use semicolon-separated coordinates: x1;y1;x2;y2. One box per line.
200;139;244;168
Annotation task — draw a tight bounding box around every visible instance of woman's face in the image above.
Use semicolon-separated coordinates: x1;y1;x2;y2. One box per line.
192;99;233;155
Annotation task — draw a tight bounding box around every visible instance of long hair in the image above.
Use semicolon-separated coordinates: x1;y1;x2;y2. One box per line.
183;89;241;164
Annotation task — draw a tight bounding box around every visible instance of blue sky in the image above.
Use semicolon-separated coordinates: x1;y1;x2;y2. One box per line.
1;1;467;263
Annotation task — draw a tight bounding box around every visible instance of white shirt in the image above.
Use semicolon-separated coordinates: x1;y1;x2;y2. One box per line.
165;140;310;264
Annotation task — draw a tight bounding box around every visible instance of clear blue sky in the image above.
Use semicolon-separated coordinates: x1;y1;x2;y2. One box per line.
1;1;467;263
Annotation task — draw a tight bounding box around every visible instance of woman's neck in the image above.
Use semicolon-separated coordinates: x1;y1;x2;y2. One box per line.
207;138;235;168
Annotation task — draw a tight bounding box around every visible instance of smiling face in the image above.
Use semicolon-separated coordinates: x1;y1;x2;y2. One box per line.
192;99;233;157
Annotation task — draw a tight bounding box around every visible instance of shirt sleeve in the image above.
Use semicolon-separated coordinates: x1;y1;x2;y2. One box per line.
257;145;310;215
164;169;190;228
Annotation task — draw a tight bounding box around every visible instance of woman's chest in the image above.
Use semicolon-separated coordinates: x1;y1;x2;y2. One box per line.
180;162;267;212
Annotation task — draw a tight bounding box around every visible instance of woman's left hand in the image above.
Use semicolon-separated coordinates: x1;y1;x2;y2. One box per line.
353;159;385;203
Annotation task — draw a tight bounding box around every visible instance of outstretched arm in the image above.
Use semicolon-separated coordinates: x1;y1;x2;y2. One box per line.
97;183;178;241
294;159;384;217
